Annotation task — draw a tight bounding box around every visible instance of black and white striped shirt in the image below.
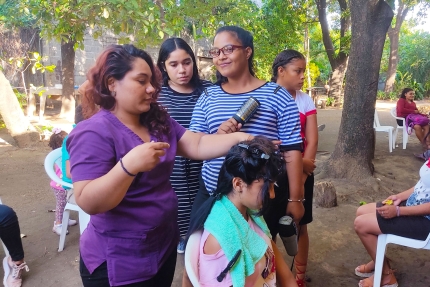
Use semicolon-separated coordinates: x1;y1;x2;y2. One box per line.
158;80;212;236
189;82;302;194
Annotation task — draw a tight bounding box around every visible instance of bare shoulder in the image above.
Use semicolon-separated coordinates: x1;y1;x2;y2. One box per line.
203;233;222;255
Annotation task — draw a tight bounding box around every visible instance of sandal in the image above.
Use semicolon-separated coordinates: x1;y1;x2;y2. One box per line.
358;270;398;287
295;259;308;287
355;262;375;278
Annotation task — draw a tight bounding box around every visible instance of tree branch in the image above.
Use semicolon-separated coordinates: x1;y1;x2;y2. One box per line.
315;0;336;68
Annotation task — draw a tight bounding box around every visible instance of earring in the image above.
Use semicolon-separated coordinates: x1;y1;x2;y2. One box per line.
111;91;116;97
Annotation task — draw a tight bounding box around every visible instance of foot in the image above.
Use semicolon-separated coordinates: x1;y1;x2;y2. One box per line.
358;271;398;287
177;237;185;254
52;222;69;236
295;259;308;287
68;219;77;226
3;256;29;287
414;153;426;161
355;261;375;278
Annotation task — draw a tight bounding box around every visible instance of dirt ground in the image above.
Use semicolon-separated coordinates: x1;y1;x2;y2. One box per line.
1;100;430;287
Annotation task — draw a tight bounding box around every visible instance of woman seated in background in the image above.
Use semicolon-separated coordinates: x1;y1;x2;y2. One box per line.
184;136;298;287
396;88;429;143
354;131;430;287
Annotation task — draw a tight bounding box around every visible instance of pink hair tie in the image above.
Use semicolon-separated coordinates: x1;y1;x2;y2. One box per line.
396;206;400;217
52;127;62;134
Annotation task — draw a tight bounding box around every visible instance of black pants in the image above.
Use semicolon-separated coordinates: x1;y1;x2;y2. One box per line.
80;249;177;287
0;205;24;261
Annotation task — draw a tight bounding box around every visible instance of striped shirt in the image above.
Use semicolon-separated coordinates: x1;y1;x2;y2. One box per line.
190;82;302;194
158;80;212;236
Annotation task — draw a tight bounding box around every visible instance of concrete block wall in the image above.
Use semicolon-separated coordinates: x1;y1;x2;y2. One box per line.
42;28;214;87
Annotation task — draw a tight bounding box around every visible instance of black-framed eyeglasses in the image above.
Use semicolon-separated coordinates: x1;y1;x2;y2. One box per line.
209;45;244;58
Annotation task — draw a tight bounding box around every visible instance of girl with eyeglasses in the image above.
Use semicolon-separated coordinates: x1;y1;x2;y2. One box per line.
184;136;297;286
189;26;304;239
157;38;212;254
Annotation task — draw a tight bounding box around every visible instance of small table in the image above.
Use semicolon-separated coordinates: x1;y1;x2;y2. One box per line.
29;86;79;121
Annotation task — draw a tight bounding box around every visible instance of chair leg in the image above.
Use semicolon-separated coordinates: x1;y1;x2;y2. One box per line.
393;129;398;148
373;234;387;287
78;211;90;235
388;130;393;153
402;128;408;149
58;209;70;252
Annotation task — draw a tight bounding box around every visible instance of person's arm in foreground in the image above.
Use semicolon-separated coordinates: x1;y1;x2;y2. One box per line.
284;150;305;224
272;240;298;287
73;142;170;214
377;185;430;218
302;114;318;184
177;130;250;160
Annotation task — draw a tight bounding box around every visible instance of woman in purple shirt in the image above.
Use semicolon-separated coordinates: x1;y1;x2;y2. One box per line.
67;44;250;287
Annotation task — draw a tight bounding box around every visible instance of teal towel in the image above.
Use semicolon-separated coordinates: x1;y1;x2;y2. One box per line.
204;196;271;287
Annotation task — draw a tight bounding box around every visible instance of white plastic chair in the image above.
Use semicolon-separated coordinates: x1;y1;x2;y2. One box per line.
374;110;394;152
390;107;411;149
373;233;430;287
184;230;203;287
44;148;90;251
0;198;10;257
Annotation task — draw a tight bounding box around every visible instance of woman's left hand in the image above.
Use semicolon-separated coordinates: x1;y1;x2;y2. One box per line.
376;204;397;219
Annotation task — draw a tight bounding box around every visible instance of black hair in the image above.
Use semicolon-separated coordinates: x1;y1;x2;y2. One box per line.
399;88;414;99
214;26;255;84
186;136;283;239
48;130;68;150
271;49;306;82
156;38;204;94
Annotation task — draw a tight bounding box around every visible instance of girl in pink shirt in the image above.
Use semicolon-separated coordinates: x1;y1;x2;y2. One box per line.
184;136;297;287
48;128;76;235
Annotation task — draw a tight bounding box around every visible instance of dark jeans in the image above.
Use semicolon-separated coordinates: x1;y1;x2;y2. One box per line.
0;205;24;261
80;249;177;287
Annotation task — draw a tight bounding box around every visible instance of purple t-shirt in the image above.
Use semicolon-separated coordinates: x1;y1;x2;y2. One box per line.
67;109;186;286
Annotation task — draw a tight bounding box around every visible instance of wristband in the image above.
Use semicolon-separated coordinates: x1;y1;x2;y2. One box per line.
396;206;400;217
120;157;137;177
288;198;306;202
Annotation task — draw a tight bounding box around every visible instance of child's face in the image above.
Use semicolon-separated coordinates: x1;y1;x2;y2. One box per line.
241;179;275;210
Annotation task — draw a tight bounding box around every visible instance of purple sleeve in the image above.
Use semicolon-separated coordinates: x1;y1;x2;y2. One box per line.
169;117;186;142
67;128;116;182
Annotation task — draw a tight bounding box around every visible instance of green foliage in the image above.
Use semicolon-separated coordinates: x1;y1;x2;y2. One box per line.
303;62;321;91
0;0;36;28
326;96;334;106
376;90;397;100
359;201;367;206
393;71;426;100
13;89;27;108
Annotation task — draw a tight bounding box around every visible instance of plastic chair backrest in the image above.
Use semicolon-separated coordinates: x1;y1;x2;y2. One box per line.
44;148;73;189
185;230;203;287
374;110;381;128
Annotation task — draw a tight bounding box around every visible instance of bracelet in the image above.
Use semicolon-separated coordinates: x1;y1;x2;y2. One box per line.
396;206;400;217
288;198;306;202
119;158;137;177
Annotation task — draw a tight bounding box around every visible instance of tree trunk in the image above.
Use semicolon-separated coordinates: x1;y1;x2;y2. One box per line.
328;60;348;106
315;0;350;106
0;71;39;147
384;0;409;93
60;38;76;122
324;0;394;180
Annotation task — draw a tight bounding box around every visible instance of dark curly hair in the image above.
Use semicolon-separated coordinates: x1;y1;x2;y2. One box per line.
48;130;68;150
187;136;283;238
84;44;170;137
